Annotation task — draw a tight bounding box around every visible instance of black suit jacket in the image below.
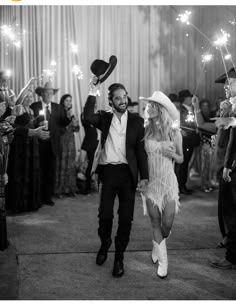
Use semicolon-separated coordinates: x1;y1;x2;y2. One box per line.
81;112;99;154
84;95;148;187
30;101;70;155
224;126;236;171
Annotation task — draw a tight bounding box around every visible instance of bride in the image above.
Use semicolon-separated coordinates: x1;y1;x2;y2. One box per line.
139;91;183;278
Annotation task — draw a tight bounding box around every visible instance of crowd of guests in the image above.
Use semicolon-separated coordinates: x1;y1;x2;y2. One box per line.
0;66;235;277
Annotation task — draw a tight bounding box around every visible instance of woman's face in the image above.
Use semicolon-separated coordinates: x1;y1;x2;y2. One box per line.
23;91;34;106
145;102;158;119
0;102;6;116
64;96;72;110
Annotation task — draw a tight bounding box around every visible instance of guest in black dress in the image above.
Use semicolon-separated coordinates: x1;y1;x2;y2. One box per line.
6;90;43;212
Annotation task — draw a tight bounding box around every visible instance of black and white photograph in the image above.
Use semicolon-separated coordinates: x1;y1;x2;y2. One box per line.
0;1;236;301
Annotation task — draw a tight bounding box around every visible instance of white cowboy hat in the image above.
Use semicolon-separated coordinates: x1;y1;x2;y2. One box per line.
35;81;59;96
139;91;180;121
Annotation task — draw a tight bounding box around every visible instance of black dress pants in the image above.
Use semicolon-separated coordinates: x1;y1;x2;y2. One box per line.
176;139;194;188
39;140;56;202
221;171;236;264
98;164;136;260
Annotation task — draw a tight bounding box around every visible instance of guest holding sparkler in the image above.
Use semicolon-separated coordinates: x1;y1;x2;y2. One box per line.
54;94;80;197
31;82;72;206
5;90;48;212
192;98;216;192
175;89;200;194
209;67;236;269
0;101;14;250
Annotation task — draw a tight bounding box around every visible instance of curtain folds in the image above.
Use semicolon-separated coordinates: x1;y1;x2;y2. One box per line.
1;5;236;146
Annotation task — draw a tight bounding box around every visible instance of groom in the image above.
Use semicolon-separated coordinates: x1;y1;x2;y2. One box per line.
84;76;148;277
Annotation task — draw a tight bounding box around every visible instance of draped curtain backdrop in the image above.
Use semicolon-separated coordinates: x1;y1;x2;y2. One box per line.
1;5;236;147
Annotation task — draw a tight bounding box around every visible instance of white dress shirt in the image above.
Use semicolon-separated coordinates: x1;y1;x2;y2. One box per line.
99;111;128;165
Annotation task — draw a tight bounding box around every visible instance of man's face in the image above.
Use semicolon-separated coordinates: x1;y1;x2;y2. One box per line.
41;89;54;104
224;78;236;98
110;89;128;114
200;102;210;117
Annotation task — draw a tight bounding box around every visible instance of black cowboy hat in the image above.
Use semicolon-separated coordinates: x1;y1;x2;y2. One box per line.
35;81;59;96
215;67;236;83
90;55;117;84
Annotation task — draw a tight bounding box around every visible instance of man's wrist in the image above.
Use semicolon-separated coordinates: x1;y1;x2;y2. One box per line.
89;89;100;97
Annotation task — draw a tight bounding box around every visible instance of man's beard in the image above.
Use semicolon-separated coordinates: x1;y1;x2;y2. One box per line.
112;102;128;113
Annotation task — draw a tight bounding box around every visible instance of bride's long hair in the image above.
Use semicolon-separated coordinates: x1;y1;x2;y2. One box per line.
144;102;174;141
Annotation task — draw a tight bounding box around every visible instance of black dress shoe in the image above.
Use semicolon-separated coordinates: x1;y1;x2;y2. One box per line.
44;199;55;206
179;186;193;195
96;239;112;265
112;259;124;278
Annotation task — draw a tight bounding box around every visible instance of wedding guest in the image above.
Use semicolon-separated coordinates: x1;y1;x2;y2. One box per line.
6;90;45;212
80;107;99;195
175;89;200;194
0;101;14;250
54;94;80;197
31;82;72;206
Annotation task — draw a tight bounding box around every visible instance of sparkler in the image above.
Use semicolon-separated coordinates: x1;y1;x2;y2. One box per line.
185;111;195;123
171;120;180;129
213;29;230;47
70;43;78;54
225;54;232;60
72;65;84;80
229;19;236;26
0;23;25;49
202;53;213;63
176;11;191;25
176;10;213;44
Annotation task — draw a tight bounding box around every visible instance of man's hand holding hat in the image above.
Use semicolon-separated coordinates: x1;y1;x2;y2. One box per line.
89;75;100;96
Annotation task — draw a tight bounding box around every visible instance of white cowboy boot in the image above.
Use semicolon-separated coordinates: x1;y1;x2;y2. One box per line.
157;238;168;279
151;240;159;264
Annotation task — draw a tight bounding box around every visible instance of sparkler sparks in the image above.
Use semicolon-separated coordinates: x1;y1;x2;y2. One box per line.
171;120;180;129
50;60;57;66
213;30;230;47
185;111;195;123
72;65;83;80
202;53;213;63
229;19;236;26
176;10;191;25
71;43;78;54
5;70;12;78
0;24;25;49
225;54;232;60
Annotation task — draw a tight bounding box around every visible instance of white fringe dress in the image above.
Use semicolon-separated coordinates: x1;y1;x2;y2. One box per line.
141;139;180;215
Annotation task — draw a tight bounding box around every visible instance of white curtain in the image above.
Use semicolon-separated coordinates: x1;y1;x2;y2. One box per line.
1;5;236;146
